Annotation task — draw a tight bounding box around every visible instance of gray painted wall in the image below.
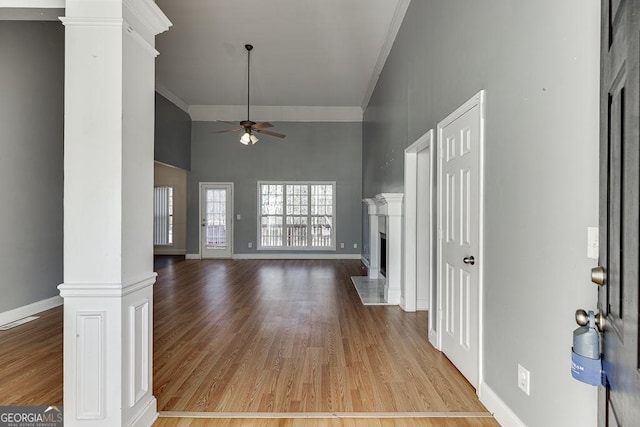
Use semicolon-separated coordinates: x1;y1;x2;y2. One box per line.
0;21;64;312
155;92;191;170
189;121;362;255
364;1;599;426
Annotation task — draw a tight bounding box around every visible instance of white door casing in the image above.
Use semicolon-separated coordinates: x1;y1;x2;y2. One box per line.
437;91;485;390
200;183;233;258
417;147;431;312
403;129;435;337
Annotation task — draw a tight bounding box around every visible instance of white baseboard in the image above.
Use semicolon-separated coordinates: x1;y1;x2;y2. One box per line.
233;253;362;260
361;255;371;268
417;298;429;311
0;295;63;327
185;253;202;260
479;382;526;427
128;395;158;427
428;329;439;349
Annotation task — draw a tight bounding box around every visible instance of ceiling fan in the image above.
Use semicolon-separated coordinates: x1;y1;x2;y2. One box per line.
214;44;286;145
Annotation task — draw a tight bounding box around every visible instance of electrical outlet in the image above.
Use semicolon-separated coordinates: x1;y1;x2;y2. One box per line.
248;242;252;248
236;214;242;220
518;364;530;395
353;243;358;249
340;242;345;248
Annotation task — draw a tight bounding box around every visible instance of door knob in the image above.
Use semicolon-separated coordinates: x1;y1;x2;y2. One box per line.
591;266;606;286
595;311;605;332
463;256;475;265
575;308;605;332
575;309;589;326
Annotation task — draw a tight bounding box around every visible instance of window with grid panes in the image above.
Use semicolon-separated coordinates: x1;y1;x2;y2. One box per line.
258;181;335;250
153;186;173;245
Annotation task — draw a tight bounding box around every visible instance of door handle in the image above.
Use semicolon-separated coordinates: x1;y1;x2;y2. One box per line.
591;266;605;286
463;256;475;265
576;308;605;332
595;311;605;332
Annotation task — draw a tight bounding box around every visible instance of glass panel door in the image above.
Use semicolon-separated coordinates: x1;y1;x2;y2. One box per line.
200;183;233;258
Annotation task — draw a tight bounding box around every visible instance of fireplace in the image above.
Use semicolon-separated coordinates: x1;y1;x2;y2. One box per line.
362;193;404;305
380;233;387;277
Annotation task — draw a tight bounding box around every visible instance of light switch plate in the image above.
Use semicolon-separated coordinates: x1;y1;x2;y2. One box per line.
587;227;599;259
518;364;530;395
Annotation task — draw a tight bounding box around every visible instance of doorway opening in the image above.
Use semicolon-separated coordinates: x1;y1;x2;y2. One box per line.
403;129;436;343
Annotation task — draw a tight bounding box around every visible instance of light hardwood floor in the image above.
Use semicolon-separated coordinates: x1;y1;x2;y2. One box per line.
153;259;494;418
0;305;63;405
153;416;498;426
0;258;497;426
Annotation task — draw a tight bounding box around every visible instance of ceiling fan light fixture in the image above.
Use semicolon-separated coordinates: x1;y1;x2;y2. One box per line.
240;132;252;145
250;134;259;144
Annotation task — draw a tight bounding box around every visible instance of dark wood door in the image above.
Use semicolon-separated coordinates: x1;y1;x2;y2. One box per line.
599;0;640;425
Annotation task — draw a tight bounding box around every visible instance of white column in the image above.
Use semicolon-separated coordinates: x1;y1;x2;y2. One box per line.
376;193;404;305
58;1;171;426
363;198;379;279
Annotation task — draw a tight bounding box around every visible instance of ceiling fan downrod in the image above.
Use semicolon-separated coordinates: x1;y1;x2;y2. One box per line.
245;44;253;125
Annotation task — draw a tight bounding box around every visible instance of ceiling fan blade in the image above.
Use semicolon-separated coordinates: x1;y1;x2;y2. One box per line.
255;129;286;138
217;120;241;126
213;127;243;134
252;122;274;129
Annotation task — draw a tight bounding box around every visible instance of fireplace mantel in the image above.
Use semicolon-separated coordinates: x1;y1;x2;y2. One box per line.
363;193;403;304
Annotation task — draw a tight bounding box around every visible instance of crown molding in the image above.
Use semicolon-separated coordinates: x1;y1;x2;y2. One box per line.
0;0;63;7
123;0;171;37
189;105;363;123
155;82;190;115
360;0;410;111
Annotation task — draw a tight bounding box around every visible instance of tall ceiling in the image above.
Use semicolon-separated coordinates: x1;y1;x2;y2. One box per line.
154;0;409;117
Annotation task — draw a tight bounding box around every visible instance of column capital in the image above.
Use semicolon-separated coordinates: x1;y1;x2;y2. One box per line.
362;197;378;215
375;193;404;217
64;0;171;45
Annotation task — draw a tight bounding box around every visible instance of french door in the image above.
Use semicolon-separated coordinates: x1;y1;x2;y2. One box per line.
200;183;233;258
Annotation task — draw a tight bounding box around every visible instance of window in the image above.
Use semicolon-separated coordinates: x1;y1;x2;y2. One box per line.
153;186;173;245
258;181;335;250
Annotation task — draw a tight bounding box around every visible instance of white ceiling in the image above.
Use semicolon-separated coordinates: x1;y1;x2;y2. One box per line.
154;0;409;119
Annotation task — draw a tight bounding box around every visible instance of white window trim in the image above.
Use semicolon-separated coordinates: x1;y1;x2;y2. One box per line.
257;180;337;251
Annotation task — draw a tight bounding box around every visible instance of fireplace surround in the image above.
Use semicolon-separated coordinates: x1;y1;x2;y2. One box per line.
362;193;403;304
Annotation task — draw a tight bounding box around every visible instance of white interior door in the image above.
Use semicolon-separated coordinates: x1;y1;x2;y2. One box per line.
437;92;484;389
200;183;233;258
